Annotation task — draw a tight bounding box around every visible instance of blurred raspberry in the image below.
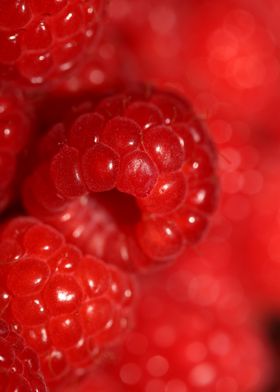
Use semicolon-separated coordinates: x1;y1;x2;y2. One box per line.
108;0;280;124
206;96;280;312
108;246;271;392
108;0;187;89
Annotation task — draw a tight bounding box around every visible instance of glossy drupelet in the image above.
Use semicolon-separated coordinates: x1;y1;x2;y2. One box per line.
0;89;33;214
0;318;47;392
0;217;134;389
0;0;105;86
23;86;219;271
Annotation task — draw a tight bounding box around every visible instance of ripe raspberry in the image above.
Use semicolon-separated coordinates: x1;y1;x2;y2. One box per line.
0;0;105;86
102;244;271;392
0;318;47;392
23;86;218;271
0;89;33;214
0;217;135;389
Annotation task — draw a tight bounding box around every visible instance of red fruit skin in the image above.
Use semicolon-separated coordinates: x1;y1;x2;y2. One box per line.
23;86;219;272
0;318;47;392
0;217;135;389
0;0;106;87
0;89;33;214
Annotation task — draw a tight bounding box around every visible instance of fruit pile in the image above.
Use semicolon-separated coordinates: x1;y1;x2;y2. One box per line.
0;0;279;391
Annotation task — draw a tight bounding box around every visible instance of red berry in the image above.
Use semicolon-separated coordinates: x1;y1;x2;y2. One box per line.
0;0;106;86
23;87;218;271
99;243;271;392
0;318;47;392
0;217;135;388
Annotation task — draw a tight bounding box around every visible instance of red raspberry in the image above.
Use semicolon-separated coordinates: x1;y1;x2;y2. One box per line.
0;0;105;87
0;318;47;392
0;217;135;389
97;244;271;392
0;89;33;214
23;86;219;271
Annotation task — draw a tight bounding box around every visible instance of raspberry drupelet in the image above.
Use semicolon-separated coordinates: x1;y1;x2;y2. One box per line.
23;86;219;271
0;318;47;392
0;89;33;214
0;217;135;389
0;0;105;87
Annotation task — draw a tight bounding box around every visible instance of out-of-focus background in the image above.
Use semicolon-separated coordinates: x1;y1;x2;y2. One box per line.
65;0;280;390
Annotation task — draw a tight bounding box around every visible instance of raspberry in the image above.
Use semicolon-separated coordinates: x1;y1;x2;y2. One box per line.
0;89;33;214
0;0;105;86
23;86;219;271
101;244;271;392
0;217;135;389
0;318;47;392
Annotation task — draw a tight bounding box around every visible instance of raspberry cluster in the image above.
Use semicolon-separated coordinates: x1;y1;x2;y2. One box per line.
0;0;277;391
